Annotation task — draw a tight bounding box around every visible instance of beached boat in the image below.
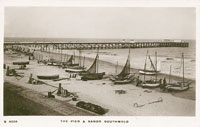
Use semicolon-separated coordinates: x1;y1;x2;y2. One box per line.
139;70;157;75
114;77;134;84
141;80;160;88
13;61;29;65
141;52;161;88
110;49;135;84
37;74;59;80
47;61;61;66
65;68;86;73
76;101;106;115
65;51;86;73
62;55;79;68
166;53;190;92
166;57;174;60
166;85;189;91
139;50;160;75
80;53;105;81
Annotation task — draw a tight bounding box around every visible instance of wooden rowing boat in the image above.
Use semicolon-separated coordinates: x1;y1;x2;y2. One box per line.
141;81;160;88
166;85;189;91
65;68;86;73
110;48;134;84
141;51;161;88
13;61;29;65
37;74;59;80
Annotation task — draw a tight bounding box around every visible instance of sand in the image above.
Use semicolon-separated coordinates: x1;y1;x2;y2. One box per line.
3;49;195;116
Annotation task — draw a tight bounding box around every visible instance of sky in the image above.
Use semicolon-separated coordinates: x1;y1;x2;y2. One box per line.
4;7;196;39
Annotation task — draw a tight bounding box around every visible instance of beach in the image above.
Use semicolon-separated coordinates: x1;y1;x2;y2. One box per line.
3;48;195;116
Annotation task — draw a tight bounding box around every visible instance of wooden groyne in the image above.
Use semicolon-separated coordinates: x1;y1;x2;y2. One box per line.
4;41;189;50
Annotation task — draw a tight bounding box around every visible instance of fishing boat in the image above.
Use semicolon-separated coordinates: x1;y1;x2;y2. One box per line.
62;55;79;68
141;52;161;88
139;50;160;75
65;51;86;73
80;53;105;81
141;79;160;88
109;49;134;84
13;61;29;65
47;60;62;66
37;74;59;80
166;53;190;92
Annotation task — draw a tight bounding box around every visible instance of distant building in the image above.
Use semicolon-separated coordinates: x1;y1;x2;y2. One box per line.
173;40;183;42
162;39;172;42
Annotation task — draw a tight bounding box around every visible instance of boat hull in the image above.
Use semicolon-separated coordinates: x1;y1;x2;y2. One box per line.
47;63;61;66
81;72;105;80
110;74;135;85
76;101;105;115
139;70;158;75
37;75;59;80
114;79;133;84
65;68;85;73
166;86;189;92
13;61;29;65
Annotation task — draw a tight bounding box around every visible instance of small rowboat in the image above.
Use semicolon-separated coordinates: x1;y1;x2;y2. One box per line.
76;101;106;115
141;82;160;88
141;80;160;88
65;68;85;73
113;74;135;85
81;72;105;81
166;57;174;60
13;61;29;65
47;62;61;66
114;79;133;84
139;70;160;75
166;85;189;92
37;74;59;80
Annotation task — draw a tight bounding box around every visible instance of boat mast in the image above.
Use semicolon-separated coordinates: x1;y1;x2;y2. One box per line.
169;64;171;83
182;53;185;87
79;49;82;67
73;51;75;64
61;47;63;62
144;50;148;81
97;48;99;73
115;61;118;74
83;56;85;68
155;51;157;82
128;46;131;74
48;45;50;61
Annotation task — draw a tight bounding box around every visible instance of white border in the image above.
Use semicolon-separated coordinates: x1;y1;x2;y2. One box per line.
0;0;199;127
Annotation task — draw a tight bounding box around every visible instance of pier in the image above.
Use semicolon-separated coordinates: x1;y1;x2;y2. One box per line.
4;41;189;50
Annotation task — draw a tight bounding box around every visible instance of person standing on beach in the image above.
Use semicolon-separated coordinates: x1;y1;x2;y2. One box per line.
136;76;140;87
163;77;166;91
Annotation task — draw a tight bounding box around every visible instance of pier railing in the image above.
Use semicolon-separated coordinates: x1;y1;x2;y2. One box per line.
4;42;189;50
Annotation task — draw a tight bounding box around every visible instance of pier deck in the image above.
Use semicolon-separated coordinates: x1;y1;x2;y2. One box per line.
4;41;189;50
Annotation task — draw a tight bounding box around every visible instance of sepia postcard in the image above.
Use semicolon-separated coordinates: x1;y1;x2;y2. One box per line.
0;0;199;127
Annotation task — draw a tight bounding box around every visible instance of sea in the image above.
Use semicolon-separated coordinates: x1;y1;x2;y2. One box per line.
61;40;196;80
